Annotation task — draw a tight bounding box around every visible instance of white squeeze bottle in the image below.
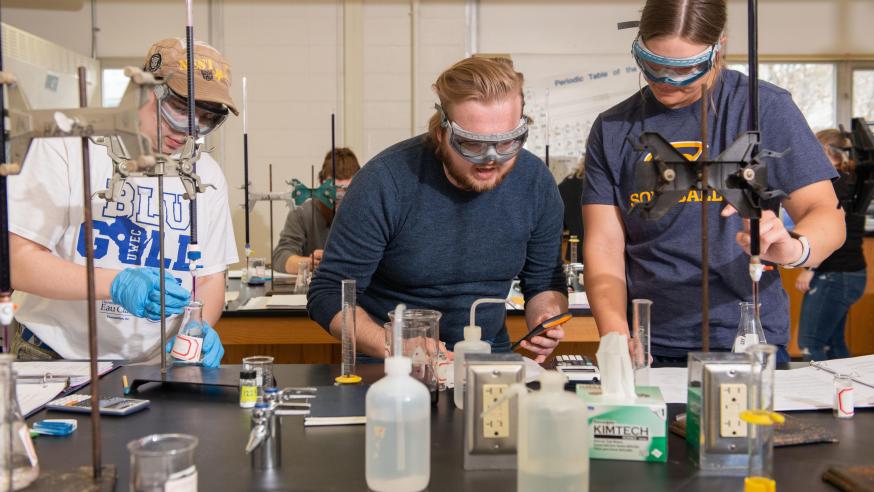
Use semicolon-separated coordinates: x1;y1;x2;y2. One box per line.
518;371;589;492
453;298;503;409
366;304;431;492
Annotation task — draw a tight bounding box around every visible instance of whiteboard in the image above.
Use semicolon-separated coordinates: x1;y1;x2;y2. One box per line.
515;54;643;170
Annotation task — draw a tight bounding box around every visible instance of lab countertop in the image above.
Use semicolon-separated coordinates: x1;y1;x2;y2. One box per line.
28;363;872;491
223;278;592;318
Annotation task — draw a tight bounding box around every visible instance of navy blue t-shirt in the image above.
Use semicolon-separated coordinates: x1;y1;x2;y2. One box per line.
308;135;566;352
582;69;837;357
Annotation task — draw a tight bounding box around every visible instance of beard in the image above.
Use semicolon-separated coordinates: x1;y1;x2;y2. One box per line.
436;143;515;193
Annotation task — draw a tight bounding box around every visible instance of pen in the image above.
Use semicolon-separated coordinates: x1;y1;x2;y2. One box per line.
122;375;130;395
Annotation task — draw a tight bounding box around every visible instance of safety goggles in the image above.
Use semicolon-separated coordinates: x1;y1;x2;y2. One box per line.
436;104;528;164
632;36;720;87
154;85;229;137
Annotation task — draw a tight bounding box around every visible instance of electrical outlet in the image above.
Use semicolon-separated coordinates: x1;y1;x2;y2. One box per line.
720;383;748;438
482;384;510;438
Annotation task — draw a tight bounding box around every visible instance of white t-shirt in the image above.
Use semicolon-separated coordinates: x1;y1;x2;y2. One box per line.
8;138;238;361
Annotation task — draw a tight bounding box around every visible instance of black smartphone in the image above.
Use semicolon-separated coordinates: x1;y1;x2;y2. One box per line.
510;312;572;351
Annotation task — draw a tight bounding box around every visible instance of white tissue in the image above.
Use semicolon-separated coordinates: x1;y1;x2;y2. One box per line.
596;332;636;400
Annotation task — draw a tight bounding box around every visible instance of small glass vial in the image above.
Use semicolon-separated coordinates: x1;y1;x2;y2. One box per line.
240;370;258;409
833;374;854;419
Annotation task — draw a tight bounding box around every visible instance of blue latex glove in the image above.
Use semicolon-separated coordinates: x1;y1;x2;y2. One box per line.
165;321;224;368
110;268;190;320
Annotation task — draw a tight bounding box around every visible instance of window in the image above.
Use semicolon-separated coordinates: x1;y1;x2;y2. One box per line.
101;68;130;108
728;62;836;131
853;69;874;122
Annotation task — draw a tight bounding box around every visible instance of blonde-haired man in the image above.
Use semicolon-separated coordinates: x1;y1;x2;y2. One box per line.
308;57;568;361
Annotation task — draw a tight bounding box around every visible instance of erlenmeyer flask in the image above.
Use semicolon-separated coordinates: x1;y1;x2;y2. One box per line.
0;354;39;491
170;301;206;365
732;302;767;353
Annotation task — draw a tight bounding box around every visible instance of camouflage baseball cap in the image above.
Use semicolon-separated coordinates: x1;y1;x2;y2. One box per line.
143;38;238;115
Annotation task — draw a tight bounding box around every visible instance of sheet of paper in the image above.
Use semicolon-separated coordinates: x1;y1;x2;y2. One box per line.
569;292;589;309
240;296;271;310
776;364;874;411
14;361;113;388
648;367;689;404
16;382;67;417
265;294;308;308
227;269;242;279
225;291;240;304
640;356;874;410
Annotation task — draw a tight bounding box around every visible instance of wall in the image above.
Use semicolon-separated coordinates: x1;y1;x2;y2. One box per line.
4;0;873;268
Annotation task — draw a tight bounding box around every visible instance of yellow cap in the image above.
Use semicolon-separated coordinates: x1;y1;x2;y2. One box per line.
335;374;363;384
745;476;776;492
740;410;785;427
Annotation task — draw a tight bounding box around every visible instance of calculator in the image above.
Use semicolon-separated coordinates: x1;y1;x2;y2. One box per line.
554;355;600;383
46;395;150;416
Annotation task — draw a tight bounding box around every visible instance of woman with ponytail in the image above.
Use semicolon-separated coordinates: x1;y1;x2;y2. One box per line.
581;0;845;365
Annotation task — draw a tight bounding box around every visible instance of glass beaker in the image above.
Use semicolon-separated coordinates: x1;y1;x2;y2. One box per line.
170;301;206;365
246;257;267;285
128;433;198;492
293;260;310;295
732;302;766;353
833;374;854;418
631;299;652;387
385;308;442;402
0;354;39;491
243;356;275;400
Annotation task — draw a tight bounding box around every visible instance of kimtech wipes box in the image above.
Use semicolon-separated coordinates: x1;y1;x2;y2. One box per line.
576;385;667;462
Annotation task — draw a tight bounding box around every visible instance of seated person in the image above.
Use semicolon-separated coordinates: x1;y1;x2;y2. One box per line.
273;148;360;273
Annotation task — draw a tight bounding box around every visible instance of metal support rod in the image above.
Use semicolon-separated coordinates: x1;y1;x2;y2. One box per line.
331;113;336;213
700;85;710;352
269;164;274;285
545;88;550;169
78;66;103;481
0;4;10;355
158;175;167;374
748;0;763;320
0;16;12;488
156;85;168;376
185;0;199;300
310;166;316;269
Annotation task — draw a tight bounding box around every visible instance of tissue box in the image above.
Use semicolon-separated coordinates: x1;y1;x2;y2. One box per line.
576;385;667;462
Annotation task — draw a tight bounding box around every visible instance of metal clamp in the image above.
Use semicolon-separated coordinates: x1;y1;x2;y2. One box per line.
245;387;317;470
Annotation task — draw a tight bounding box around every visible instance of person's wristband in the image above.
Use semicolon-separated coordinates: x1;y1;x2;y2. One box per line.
782;235;811;269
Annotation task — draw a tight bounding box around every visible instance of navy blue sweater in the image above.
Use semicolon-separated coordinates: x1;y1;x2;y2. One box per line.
307;135;566;351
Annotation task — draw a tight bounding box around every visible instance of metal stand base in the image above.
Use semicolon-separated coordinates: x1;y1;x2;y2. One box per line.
130;365;243;392
28;465;117;492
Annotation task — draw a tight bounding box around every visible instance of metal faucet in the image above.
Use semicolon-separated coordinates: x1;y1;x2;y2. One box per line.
245;386;318;470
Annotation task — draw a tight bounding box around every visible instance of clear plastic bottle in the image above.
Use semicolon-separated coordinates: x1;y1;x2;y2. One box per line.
0;354;40;491
518;371;588;492
453;298;503;410
365;356;431;492
453;325;491;410
732;301;767;353
170;301;206;365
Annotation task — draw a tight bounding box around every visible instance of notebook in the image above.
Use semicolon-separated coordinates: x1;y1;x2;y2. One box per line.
303;384;369;427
